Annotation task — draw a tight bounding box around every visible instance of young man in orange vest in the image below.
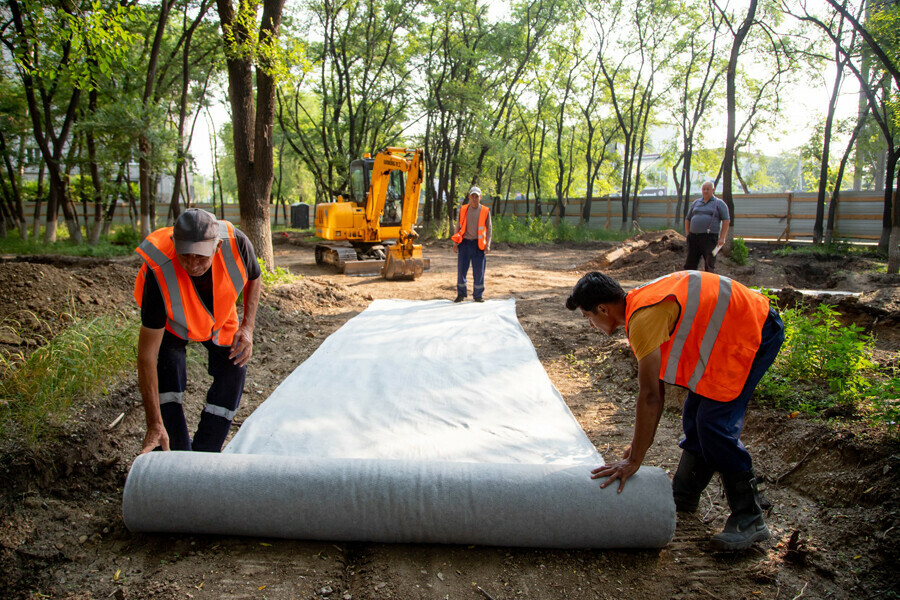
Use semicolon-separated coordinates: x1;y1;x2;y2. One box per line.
134;209;261;454
451;186;492;302
566;270;784;551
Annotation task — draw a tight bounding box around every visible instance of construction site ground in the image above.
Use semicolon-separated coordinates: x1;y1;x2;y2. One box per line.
1;229;899;600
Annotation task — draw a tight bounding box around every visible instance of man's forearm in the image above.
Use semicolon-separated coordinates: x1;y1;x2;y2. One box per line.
241;277;261;331
138;356;162;428
718;221;730;245
629;385;665;466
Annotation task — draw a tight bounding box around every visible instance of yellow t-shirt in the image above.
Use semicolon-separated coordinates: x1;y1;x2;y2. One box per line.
627;299;681;361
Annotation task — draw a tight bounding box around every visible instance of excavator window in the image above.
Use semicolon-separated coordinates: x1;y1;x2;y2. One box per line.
381;169;405;226
349;162;368;207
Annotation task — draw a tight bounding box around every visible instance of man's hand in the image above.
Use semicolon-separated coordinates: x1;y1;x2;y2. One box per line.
141;423;170;454
485;245;491;254
452;243;459;254
229;326;254;367
590;448;641;493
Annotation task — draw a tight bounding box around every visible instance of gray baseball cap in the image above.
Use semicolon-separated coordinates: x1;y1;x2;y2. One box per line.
173;209;220;256
468;186;482;196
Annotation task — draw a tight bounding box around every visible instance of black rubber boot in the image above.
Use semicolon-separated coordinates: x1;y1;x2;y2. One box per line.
711;471;771;551
672;450;715;513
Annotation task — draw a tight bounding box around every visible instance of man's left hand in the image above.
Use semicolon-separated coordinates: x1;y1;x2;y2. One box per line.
229;326;254;367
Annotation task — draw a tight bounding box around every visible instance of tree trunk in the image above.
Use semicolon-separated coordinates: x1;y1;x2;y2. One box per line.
216;0;286;271
33;162;45;239
139;0;173;239
721;0;758;239
878;148;897;256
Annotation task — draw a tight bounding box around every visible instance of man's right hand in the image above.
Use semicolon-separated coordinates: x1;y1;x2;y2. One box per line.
141;423;170;454
452;243;459;254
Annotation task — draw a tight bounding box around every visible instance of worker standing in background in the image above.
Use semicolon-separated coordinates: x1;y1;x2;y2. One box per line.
684;181;729;272
451;186;492;303
134;208;262;454
566;270;784;551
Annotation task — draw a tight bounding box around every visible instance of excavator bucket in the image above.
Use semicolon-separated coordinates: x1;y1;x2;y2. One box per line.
382;245;427;280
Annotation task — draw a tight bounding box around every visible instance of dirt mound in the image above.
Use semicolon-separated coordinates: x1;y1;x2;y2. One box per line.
261;277;370;316
0;257;138;349
575;229;686;280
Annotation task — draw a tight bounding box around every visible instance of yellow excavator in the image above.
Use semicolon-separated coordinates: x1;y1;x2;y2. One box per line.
314;147;428;280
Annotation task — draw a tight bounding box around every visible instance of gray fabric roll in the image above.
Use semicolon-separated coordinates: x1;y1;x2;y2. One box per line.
123;299;676;548
123;452;675;548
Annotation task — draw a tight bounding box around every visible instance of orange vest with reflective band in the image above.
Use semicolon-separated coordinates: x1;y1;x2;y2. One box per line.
624;271;770;402
133;221;248;346
451;204;489;249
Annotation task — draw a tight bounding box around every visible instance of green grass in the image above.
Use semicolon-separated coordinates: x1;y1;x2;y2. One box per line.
257;257;299;285
491;216;634;244
0;313;139;449
0;225;139;258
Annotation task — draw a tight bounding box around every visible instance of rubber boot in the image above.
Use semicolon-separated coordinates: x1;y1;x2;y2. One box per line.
672;450;715;513
711;471;771;551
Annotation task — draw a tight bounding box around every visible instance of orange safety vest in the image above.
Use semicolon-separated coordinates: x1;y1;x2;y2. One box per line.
133;221;248;346
451;204;489;249
624;271;770;402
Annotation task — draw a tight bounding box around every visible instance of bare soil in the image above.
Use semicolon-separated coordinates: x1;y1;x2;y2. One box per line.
1;230;899;600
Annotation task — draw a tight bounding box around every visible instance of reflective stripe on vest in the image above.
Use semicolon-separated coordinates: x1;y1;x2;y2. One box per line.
133;220;248;345
451;204;489;249
624;271;769;402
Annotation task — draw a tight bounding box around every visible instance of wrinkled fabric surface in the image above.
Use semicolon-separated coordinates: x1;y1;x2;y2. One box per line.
124;299;675;548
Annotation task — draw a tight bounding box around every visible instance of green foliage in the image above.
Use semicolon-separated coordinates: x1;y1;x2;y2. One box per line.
109;225;142;249
257;257;298;285
730;237;748;265
0;229;134;258
491;216;633;244
0;314;138;448
756;303;897;432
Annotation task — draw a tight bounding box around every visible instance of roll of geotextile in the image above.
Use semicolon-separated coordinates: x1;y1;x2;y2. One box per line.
122;299;676;548
123;453;674;548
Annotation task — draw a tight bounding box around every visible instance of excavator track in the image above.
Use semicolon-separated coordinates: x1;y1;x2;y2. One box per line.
315;243;430;277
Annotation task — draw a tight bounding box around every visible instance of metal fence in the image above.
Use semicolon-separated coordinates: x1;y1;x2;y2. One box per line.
20;191;887;243
483;191;886;243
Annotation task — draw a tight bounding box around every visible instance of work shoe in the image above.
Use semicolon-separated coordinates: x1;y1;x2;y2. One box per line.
672;450;715;513
474;297;484;303
711;471;771;551
453;295;464;303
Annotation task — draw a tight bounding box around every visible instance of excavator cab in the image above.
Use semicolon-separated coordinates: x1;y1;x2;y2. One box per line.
347;159;404;226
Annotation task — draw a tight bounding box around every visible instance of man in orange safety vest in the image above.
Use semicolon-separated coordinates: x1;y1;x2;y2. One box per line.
566;270;784;551
451;186;492;302
134;209;261;454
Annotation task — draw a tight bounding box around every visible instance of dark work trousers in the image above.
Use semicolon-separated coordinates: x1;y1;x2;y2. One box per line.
156;329;247;452
456;238;486;300
685;232;719;272
679;307;785;474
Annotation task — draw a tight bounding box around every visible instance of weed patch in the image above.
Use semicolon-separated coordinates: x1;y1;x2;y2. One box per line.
0;313;138;449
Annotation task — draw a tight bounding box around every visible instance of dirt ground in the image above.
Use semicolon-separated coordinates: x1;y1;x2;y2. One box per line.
1;230;899;600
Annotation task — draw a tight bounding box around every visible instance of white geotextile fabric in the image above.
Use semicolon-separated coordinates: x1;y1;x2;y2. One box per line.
123;299;675;548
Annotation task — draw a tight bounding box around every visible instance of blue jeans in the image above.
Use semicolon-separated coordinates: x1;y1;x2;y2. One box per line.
456;239;486;300
679;307;785;473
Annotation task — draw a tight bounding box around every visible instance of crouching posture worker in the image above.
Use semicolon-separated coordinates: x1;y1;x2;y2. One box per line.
134;208;261;454
566;271;784;550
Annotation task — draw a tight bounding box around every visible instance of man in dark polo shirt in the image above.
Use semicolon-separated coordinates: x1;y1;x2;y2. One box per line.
684;181;730;272
134;209;261;453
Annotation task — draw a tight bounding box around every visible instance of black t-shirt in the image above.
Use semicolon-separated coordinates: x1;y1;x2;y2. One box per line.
140;228;261;329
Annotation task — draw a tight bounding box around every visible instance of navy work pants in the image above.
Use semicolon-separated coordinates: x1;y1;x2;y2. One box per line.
456;238;486;300
679;307;785;474
156;330;246;452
